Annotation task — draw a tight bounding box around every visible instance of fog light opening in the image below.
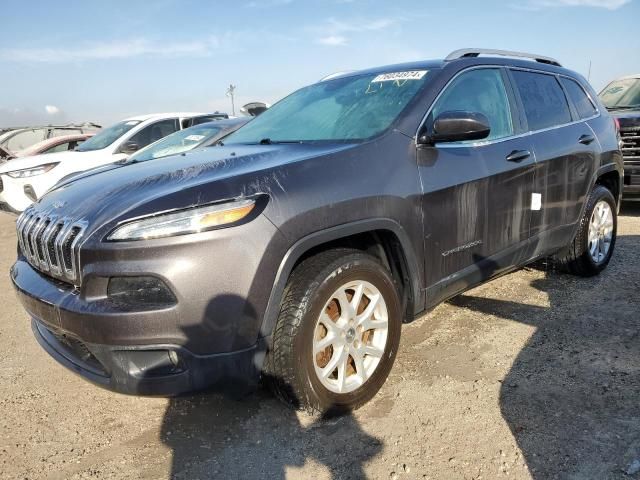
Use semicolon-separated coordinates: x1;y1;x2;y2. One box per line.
107;276;177;309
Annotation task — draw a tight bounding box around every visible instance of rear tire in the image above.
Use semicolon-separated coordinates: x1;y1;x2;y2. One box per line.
264;249;402;415
555;185;617;277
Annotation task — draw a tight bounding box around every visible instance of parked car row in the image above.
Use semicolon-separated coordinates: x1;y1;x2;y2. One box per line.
0;112;238;213
9;48;625;413
0;123;100;160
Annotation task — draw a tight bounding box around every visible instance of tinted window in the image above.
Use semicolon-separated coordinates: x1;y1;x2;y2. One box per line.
45;142;71;154
225;71;432;143
560;77;597;119
185;115;229;128
129;123;224;162
77;121;141;152
512;71;572;131
126;119;179;150
431;68;513;142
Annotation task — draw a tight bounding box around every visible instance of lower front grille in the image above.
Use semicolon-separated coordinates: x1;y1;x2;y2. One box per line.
16;209;86;285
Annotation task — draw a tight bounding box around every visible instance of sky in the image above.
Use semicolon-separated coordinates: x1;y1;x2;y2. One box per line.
0;0;638;128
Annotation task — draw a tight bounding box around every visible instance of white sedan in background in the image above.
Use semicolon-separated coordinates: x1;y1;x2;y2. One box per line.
0;112;218;213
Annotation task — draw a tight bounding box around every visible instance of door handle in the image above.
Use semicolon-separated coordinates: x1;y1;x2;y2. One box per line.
506;150;531;163
579;134;595;145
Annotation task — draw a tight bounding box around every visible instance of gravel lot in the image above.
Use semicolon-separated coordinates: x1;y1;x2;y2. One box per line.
1;204;639;480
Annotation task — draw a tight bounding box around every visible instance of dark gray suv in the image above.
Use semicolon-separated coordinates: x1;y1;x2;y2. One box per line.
11;49;623;414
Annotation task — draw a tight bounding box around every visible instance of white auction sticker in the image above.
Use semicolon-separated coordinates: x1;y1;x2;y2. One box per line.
372;70;428;82
185;134;205;141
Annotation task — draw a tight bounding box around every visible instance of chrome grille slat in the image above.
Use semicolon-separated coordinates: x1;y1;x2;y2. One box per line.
16;211;86;286
621;129;640;161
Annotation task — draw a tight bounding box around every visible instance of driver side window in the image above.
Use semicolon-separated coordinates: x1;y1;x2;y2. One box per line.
432;68;514;142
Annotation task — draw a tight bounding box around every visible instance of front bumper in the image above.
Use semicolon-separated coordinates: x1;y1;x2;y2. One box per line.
0;174;35;212
11;213;288;395
31;317;264;395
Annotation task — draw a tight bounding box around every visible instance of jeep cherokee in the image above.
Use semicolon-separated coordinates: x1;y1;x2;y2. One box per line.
11;49;623;413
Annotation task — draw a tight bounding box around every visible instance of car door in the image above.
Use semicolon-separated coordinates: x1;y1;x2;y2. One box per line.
509;69;599;256
417;67;536;305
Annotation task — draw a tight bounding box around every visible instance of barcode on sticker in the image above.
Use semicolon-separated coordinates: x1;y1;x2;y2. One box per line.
372;71;427;82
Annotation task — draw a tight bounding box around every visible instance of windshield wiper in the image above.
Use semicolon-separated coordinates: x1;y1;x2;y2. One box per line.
114;158;139;165
607;104;640;110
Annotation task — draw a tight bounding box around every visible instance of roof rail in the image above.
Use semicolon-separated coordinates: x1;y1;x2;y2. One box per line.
445;48;562;67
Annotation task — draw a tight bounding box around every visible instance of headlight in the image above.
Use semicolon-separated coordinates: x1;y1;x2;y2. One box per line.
6;162;59;178
107;199;256;241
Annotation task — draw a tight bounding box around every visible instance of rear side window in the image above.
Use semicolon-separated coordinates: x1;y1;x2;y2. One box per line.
127;119;179;149
45;142;71;154
560;77;597;119
431;68;514;142
512;71;572;131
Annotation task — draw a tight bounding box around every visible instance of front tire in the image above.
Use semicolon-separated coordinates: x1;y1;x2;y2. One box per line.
556;185;617;277
264;249;402;415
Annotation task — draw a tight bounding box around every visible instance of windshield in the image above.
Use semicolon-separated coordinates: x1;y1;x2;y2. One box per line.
76;120;141;152
224;70;431;144
600;78;640;109
129;123;224;162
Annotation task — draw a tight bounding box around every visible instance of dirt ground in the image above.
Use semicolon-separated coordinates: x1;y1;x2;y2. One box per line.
1;204;639;480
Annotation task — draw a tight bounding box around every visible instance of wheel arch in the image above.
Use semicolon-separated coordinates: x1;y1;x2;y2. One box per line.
259;219;423;341
595;166;622;208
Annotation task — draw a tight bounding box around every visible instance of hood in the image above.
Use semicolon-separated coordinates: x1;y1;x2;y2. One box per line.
0;149;105;174
31;142;357;233
609;108;640;129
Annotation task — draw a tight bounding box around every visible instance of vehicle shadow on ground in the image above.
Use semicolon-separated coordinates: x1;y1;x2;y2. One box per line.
160;391;381;479
451;234;640;479
158;294;382;479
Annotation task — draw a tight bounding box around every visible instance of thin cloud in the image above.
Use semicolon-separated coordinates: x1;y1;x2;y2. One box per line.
317;35;348;46
312;16;403;47
515;0;631;10
0;37;216;63
244;0;294;7
45;105;60;115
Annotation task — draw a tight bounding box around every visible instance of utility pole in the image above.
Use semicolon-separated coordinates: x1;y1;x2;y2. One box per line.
226;84;236;116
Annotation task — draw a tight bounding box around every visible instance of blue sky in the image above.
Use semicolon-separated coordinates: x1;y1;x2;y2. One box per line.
0;0;638;127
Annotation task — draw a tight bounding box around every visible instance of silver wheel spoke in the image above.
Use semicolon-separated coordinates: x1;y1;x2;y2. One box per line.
363;345;384;358
360;316;388;332
336;349;349;392
351;282;365;315
351;348;367;385
356;293;380;325
314;332;337;353
321;345;346;379
335;289;355;320
320;313;340;335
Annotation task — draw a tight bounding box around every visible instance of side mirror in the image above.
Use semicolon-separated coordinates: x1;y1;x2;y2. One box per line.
120;141;140;154
418;111;491;145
